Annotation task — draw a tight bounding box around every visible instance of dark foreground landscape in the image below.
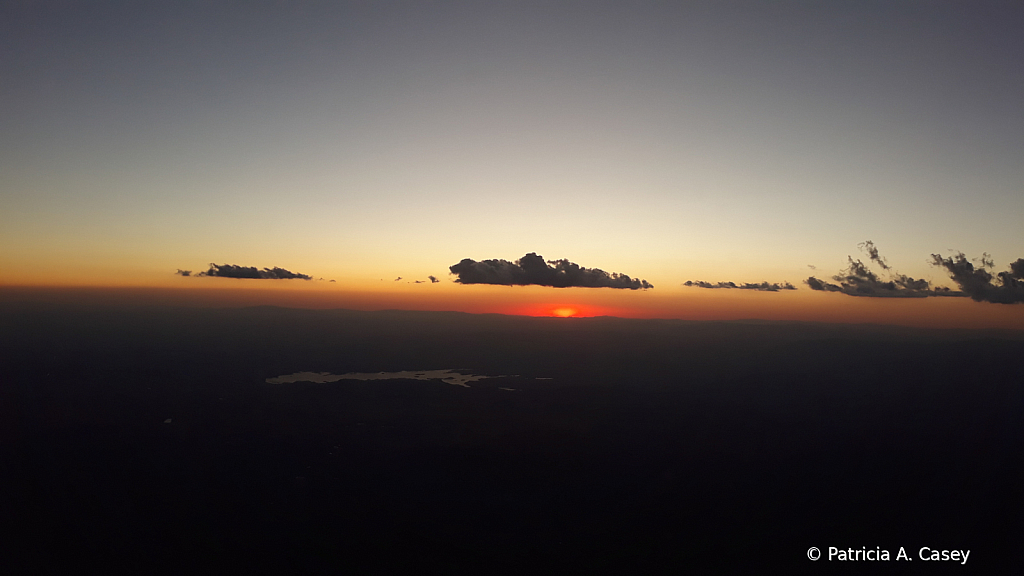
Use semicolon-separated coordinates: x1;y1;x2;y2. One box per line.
3;300;1023;573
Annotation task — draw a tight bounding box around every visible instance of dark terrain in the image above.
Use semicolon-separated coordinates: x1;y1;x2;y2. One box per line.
3;300;1022;573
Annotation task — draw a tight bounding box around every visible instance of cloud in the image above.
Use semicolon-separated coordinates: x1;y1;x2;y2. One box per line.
194;263;312;280
683;280;796;291
394;277;402;281
804;276;842;292
175;269;192;277
408;276;439;284
930;253;1024;304
858;240;890;270
804;241;963;298
449;252;653;289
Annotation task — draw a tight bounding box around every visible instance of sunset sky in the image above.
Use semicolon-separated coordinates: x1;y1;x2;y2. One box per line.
3;1;1022;328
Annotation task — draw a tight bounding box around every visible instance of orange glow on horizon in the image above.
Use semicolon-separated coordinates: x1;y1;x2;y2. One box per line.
511;303;619;318
1;283;1023;331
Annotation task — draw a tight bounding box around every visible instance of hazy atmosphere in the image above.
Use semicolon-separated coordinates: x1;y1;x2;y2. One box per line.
4;2;1023;573
3;1;1023;327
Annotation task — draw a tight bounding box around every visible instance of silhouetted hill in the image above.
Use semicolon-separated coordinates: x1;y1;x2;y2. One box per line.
3;302;1022;573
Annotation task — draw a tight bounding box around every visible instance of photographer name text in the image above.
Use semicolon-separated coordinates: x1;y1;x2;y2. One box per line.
806;546;969;564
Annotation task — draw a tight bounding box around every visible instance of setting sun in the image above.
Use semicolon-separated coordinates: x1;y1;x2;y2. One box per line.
551;307;578;317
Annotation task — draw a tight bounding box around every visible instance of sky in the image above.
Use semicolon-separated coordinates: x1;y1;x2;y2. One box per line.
2;1;1023;328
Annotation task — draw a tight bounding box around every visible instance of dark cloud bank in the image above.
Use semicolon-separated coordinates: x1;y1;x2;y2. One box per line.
176;264;312;280
805;241;1024;303
805;258;957;298
931;253;1024;304
805;241;958;298
450;253;653;290
684;281;796;291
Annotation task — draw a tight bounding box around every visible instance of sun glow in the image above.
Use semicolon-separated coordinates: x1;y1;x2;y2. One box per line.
551;307;578;318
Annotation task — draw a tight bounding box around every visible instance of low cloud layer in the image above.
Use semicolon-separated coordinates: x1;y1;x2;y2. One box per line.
931;253;1024;304
684;280;795;291
182;263;313;280
805;242;961;298
450;253;653;289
